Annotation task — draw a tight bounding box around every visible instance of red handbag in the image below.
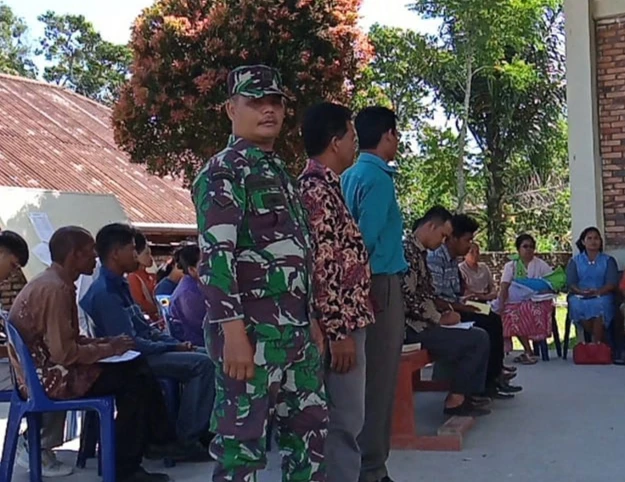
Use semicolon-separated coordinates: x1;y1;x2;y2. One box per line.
573;342;612;365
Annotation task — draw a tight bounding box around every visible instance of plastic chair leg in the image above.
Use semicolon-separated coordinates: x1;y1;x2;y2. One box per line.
563;314;572;360
26;412;42;482
552;312;562;358
98;408;116;482
0;402;24;482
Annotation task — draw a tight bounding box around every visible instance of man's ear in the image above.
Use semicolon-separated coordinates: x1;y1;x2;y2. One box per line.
225;98;236;122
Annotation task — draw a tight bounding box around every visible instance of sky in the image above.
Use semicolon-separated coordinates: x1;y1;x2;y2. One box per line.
5;0;436;45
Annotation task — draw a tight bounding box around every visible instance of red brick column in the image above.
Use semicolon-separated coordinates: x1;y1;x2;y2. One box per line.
597;17;625;248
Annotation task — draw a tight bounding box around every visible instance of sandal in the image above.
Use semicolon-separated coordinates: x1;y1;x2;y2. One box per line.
513;353;538;365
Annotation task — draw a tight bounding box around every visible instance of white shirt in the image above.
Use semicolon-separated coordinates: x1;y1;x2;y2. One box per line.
501;257;552;284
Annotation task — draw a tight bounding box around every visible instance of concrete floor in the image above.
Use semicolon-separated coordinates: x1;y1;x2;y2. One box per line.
2;353;624;482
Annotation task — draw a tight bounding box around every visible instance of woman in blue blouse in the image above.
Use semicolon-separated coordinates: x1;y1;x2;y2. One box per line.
567;227;619;342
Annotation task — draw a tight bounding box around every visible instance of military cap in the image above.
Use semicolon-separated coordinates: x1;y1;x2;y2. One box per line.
227;64;287;99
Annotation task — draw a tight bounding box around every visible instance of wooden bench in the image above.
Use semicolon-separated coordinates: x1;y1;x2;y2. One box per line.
390;349;475;451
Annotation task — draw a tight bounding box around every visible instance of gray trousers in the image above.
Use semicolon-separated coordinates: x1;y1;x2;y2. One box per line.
358;274;405;482
22;413;67;450
408;326;489;395
146;351;214;444
325;328;367;482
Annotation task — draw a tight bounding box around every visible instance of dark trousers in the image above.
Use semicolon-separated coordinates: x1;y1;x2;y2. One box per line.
460;311;504;386
86;358;175;477
406;325;489;395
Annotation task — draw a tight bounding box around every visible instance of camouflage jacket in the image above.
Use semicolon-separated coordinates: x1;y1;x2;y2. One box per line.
192;135;313;328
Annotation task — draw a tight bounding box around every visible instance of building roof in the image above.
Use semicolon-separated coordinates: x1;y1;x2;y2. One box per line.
0;74;197;226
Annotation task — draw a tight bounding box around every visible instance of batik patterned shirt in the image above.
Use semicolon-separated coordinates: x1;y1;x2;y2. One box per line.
298;159;374;341
402;236;442;334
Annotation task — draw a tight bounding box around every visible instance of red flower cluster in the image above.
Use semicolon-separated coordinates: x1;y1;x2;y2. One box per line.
113;0;371;184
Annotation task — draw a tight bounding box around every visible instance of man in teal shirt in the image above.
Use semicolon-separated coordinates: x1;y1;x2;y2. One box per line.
341;106;407;482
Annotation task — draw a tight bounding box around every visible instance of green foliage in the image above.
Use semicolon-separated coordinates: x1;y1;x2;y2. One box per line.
113;0;370;184
408;0;567;250
0;2;36;78
361;0;568;251
36;11;132;104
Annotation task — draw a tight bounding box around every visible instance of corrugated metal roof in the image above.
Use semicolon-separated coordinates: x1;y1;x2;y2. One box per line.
0;74;196;226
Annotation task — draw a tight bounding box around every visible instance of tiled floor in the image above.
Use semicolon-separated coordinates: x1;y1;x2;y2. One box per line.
2;353;624;481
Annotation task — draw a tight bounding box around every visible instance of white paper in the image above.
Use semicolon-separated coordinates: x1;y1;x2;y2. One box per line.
99;350;140;364
28;212;55;243
402;343;422;353
32;242;52;266
441;322;475;330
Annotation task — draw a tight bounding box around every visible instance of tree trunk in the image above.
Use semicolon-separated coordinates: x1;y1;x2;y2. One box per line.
485;150;506;251
456;53;472;213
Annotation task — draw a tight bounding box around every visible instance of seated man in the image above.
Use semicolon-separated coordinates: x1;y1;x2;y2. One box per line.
402;207;490;416
80;223;214;460
0;230;74;478
427;214;522;399
8;226;175;482
169;245;206;347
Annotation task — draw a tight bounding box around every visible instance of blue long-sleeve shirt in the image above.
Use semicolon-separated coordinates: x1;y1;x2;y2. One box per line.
80;266;180;355
341;152;407;275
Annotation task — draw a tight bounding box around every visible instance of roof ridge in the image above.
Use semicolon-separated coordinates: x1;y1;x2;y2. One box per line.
0;73;112;112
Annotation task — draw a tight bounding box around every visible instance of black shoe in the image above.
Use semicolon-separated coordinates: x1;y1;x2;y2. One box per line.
444;400;491;417
470;395;492;405
497;382;522;394
482;387;514;400
503;365;517;373
380;477;395;482
119;467;171;482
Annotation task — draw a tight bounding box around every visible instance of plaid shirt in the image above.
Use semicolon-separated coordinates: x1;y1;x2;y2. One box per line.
427;244;462;303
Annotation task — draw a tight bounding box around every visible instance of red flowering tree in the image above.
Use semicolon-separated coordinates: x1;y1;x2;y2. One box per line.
112;0;370;183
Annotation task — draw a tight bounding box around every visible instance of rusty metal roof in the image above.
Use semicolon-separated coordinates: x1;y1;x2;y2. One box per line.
0;74;196;226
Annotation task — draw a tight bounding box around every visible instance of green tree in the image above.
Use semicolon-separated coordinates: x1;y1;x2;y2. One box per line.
0;2;36;78
409;0;566;249
37;11;132;104
113;0;370;184
410;0;551;212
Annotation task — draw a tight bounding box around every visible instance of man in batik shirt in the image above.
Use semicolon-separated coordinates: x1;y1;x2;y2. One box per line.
298;103;375;482
192;65;327;482
402;206;490;417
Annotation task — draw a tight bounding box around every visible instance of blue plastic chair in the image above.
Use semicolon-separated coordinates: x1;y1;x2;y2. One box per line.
0;322;116;482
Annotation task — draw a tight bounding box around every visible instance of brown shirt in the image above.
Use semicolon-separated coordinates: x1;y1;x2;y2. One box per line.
8;264;113;400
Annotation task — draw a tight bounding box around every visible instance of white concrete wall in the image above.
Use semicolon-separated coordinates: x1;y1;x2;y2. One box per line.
594;0;625;20
566;0;604;250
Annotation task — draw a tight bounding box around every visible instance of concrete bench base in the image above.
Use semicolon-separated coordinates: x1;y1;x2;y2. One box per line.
391;350;475;451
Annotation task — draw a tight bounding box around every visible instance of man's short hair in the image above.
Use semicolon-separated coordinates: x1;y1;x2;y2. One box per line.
96;223;135;261
49;226;93;264
302;102;353;158
177;245;201;274
354;106;397;150
451;214;479;238
413;206;453;232
0;230;29;266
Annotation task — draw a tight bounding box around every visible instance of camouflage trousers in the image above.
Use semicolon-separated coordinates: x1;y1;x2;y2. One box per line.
206;323;328;482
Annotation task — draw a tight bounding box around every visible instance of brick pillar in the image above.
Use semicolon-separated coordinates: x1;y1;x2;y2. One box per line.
598;17;625;248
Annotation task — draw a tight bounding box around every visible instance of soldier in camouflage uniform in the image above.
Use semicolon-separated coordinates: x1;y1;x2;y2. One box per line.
192;65;328;482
